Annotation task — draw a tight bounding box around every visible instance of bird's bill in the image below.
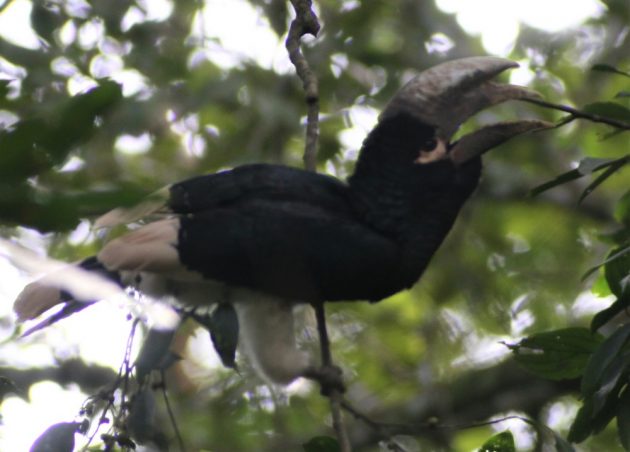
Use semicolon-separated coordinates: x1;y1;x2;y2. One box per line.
381;56;550;163
449;119;553;164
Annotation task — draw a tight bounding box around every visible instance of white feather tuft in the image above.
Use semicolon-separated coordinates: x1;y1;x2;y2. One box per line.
98;218;183;274
3;239;179;331
13;282;62;321
1;238;123;319
234;295;311;385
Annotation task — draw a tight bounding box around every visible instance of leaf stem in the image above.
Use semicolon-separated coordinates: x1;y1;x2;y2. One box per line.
522;98;630;130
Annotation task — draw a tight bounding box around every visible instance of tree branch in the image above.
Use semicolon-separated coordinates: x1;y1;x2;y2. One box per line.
313;302;352;451
522;98;630;131
343;360;578;450
0;359;118;398
285;2;351;450
286;0;320;172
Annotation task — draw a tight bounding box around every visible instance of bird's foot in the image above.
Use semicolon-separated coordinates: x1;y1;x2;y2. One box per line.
302;364;345;395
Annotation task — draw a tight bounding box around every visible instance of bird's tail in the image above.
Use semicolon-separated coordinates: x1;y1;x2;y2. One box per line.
14;256;122;336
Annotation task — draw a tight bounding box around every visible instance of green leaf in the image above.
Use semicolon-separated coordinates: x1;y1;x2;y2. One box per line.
617;386;630;450
591;390;620;435
0;183;148;232
0;81;123;184
568;398;595;443
530;169;583;196
529;157;619;197
209;303;239;369
591;299;627;332
259;0;288;36
591;64;630;78
579;156;630;203
582;245;630;283
581;324;630;396
615;191;630;225
0;79;10;99
590;351;628;416
303;436;341;452
30;1;63;43
568;390;619;443
49;81;123;157
509;328;602;380
0;118;54;182
598;227;630;247
582;102;630;122
0;376;20;403
477;430;515;452
605;246;630;301
578;157;619;174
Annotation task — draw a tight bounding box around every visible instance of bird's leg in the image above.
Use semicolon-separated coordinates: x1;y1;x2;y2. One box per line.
304;301;346;395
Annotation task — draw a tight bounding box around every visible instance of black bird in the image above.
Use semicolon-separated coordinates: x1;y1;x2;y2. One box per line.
14;57;549;385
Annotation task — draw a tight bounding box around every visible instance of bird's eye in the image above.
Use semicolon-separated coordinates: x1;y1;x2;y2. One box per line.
415;138;447;164
422;138;438;151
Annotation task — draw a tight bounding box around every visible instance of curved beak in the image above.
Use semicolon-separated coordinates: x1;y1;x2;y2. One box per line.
448;119;552;164
381;57;552;164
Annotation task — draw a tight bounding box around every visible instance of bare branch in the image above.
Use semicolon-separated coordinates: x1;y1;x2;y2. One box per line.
523;98;630;130
286;0;321;172
0;359;117;396
344;360;577;449
313;302;352;451
159;372;187;452
285;1;351;449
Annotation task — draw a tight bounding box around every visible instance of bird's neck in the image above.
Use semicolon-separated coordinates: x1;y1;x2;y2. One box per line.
348;114;481;283
348;114;445;239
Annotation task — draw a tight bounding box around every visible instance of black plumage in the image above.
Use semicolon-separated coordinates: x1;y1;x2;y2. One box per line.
174;112;481;303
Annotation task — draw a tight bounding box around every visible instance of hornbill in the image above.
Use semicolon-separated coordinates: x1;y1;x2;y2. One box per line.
14;57;549;385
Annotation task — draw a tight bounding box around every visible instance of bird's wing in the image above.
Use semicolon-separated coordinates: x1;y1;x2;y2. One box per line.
93;164;405;302
15;165;383;329
169;164;352;214
97;196;403;303
95;164;352;228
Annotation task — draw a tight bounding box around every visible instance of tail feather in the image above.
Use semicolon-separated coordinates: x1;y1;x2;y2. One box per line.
20;300;95;337
14;284;66;322
14;256;122;335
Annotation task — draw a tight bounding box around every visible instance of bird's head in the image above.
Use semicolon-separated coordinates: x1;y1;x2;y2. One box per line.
378;56;551;167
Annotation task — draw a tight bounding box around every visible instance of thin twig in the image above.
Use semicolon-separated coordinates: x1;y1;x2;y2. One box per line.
341;398;543;444
340;398;437;438
83;318;140;450
522;97;630;130
159;371;187;452
286;0;320;171
340;399;390;435
314;302;352;452
286;2;351;449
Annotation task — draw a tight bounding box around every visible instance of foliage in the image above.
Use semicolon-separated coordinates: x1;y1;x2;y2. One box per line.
0;0;628;451
478;430;516;452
